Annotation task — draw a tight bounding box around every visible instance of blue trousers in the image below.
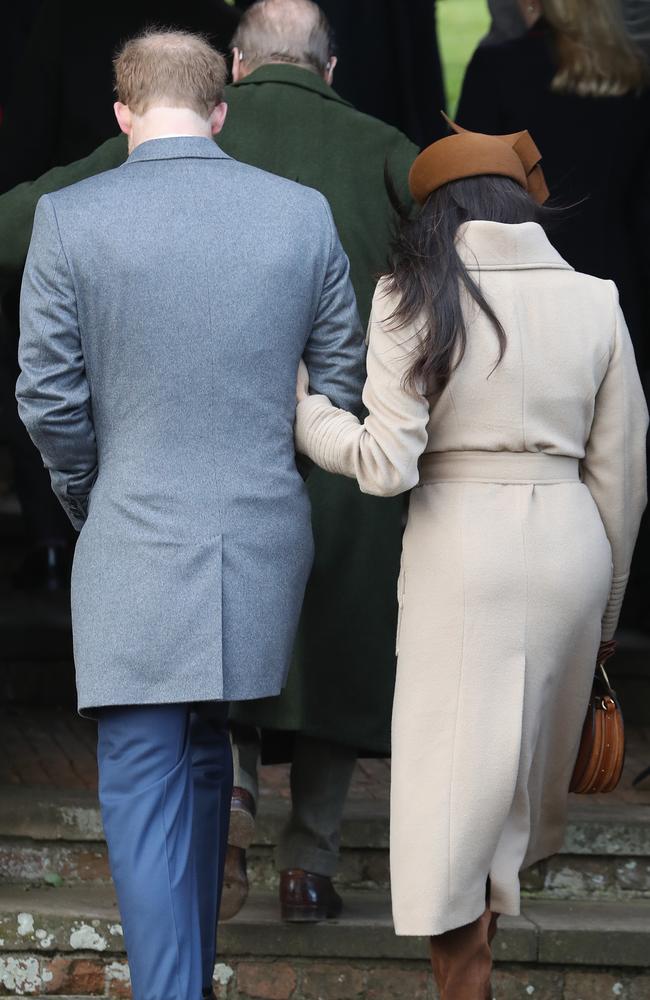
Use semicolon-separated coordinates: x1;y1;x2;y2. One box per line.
97;702;232;1000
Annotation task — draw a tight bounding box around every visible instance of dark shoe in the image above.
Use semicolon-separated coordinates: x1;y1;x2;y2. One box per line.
218;788;256;921
13;544;72;591
219;845;249;921
202;990;216;999
228;786;256;849
279;868;343;922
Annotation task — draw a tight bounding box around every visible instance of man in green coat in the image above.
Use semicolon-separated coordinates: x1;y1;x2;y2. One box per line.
0;0;418;921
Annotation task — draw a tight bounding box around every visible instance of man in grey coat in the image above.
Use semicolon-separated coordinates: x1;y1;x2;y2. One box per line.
16;29;364;1000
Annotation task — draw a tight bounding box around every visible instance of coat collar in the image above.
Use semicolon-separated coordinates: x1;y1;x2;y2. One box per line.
456;221;573;272
230;63;353;108
124;136;230;165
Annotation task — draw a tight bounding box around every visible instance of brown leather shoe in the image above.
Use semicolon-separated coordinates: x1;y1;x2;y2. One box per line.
279;868;343;922
219;845;249;921
228;786;256;849
219;788;256;921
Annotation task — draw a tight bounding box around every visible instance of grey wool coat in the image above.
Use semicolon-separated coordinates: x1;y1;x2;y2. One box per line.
16;136;365;713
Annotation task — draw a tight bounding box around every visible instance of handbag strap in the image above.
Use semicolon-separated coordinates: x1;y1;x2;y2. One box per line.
597;662;615;692
595;662;620;716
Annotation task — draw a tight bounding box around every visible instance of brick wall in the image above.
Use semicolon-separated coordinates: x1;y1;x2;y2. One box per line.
1;955;650;999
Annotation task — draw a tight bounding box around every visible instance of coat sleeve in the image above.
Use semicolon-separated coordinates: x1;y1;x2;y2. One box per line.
16;195;97;531
295;280;430;496
302;196;366;415
581;284;649;640
0;135;128;295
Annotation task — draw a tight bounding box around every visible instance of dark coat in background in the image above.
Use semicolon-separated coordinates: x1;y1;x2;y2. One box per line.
0;0;241;193
456;20;650;375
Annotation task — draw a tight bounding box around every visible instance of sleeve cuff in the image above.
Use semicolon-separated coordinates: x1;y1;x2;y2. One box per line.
295;394;332;455
601;574;628;641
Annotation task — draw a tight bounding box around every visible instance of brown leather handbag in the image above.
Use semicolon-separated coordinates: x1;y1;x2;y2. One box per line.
570;644;625;794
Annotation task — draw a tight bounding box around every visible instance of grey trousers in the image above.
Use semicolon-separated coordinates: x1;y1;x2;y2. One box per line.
231;730;357;878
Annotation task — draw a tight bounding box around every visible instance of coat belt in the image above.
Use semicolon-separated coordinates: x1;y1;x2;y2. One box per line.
418;451;581;484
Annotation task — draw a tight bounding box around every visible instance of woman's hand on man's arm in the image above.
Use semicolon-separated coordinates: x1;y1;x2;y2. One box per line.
296;358;310;403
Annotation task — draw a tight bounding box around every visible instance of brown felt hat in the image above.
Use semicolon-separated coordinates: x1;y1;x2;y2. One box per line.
409;115;550;206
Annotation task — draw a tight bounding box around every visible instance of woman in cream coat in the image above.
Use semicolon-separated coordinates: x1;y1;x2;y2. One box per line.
295;127;648;999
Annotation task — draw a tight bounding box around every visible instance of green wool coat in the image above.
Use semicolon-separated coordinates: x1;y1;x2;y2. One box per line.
0;65;418;752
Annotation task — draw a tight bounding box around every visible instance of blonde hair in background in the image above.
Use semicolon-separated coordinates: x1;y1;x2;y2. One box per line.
540;0;648;96
114;29;228;117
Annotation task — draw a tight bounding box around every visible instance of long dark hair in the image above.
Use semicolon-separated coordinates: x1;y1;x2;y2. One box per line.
384;174;556;394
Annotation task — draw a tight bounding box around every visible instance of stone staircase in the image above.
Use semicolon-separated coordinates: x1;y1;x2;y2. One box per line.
0;761;649;999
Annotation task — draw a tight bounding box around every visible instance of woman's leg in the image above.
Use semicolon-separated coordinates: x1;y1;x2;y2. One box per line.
429;909;494;1000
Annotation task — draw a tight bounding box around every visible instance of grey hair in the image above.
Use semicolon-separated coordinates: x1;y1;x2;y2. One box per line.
231;0;335;75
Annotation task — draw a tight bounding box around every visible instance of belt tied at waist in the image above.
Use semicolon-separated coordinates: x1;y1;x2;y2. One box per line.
418;451;581;484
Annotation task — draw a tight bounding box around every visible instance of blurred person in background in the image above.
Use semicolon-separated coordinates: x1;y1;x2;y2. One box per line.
457;0;650;629
459;0;649;342
484;0;650;53
625;0;650;60
0;0;419;922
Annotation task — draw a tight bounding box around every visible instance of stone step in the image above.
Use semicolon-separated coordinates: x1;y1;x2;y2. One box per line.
2;836;649;903
0;886;648;998
1;787;649;902
3;788;650;854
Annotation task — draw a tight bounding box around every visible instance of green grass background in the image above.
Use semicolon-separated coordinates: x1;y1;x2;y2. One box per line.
438;0;491;114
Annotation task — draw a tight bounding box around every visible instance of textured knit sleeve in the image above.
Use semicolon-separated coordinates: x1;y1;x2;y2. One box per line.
581;284;649;640
295;280;430;497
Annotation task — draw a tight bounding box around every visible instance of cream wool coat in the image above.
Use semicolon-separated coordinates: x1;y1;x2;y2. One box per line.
295;221;648;936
